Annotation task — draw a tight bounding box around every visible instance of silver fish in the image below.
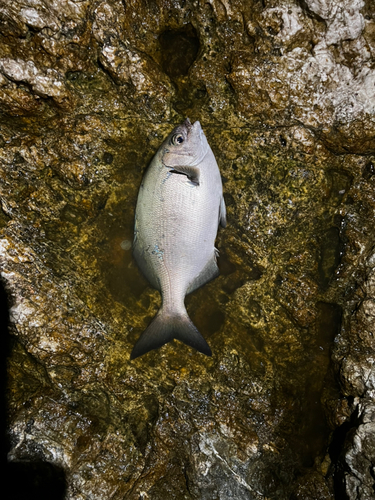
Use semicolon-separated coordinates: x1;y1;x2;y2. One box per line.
131;118;226;359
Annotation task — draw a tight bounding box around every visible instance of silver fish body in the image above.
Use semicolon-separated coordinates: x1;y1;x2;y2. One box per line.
131;118;226;359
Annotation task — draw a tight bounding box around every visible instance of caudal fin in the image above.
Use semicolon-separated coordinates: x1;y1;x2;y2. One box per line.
130;309;212;359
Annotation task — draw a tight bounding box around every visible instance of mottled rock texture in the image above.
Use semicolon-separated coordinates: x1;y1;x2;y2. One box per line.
1;0;375;499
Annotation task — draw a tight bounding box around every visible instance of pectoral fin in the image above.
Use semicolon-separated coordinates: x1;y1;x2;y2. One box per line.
170;165;200;185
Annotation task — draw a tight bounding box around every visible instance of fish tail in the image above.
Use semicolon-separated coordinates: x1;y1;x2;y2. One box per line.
130;308;212;359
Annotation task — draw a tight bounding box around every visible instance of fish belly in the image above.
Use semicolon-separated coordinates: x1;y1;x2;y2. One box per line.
135;169;218;302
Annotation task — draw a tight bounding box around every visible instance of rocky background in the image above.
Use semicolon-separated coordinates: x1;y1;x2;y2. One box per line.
1;0;375;499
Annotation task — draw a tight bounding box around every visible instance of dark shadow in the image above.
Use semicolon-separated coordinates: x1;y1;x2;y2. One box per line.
328;403;360;500
159;24;200;80
5;461;66;500
0;279;67;500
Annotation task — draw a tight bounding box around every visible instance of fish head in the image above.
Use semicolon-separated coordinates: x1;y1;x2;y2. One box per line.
162;118;209;168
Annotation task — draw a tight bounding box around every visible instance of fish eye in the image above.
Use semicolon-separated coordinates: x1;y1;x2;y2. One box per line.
172;134;184;146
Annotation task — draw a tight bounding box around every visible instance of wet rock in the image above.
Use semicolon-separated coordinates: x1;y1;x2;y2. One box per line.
1;1;375;499
291;470;334;500
341;401;375;500
0;58;73;109
318;227;341;290
330;242;375;497
226;1;375;152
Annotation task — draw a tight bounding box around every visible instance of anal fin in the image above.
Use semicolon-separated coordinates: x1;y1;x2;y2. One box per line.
186;254;219;295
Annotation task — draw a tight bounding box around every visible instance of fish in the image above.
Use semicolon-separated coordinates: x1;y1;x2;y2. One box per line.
131;118;226;359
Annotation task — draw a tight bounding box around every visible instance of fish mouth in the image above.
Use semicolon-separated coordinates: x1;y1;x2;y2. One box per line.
184;117;193;129
184;118;202;133
191;120;209;163
182;118;208;160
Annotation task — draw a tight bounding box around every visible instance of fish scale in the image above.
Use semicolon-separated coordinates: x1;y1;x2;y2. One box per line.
131;118;226;359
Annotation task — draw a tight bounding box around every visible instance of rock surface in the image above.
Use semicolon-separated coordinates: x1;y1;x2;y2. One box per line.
1;0;375;498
